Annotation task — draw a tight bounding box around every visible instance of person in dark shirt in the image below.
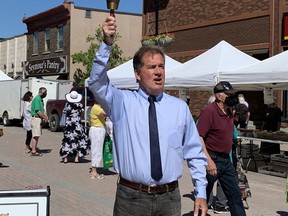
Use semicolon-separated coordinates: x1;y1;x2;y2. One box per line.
233;94;250;129
260;101;283;154
261;102;283;132
197;81;246;216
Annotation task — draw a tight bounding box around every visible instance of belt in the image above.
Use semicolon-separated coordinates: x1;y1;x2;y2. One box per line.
32;116;41;118
207;149;229;158
119;177;178;194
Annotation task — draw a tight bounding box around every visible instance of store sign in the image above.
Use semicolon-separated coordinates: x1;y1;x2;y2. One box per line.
24;56;67;76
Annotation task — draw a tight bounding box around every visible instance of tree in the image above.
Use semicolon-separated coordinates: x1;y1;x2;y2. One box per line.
72;26;131;86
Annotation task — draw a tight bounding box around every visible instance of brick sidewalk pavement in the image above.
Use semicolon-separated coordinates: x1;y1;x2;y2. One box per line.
0;126;287;215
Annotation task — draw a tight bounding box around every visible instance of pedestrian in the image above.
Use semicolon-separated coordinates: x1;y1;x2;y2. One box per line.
88;16;208;216
30;87;49;156
261;99;283;132
89;102;106;179
204;95;229;213
233;94;250;129
260;99;283;154
22;91;33;153
60;91;90;163
197;81;246;216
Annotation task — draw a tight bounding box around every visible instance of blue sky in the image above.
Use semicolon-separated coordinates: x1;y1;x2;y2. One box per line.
0;0;142;38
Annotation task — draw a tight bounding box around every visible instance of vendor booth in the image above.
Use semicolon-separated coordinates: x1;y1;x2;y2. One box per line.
165;40;260;89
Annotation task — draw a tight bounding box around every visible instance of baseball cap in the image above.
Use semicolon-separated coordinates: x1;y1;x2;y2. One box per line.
213;81;236;94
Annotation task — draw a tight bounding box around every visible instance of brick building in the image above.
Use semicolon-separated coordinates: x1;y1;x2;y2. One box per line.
143;0;288;122
22;1;142;81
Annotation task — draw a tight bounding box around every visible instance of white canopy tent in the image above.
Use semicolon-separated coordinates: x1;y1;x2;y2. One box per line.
164;40;260;90
107;55;182;89
221;50;288;90
0;70;12;80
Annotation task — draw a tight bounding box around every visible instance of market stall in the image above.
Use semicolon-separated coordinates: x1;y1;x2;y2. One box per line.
164;40;260;89
238;129;288;176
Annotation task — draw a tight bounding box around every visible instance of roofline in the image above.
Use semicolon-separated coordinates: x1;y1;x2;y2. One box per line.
74;5;142;16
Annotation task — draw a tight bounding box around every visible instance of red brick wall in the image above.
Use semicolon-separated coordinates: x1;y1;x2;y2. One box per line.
144;0;288;120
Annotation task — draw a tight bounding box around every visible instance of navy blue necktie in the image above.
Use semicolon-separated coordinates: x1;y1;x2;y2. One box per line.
148;96;162;181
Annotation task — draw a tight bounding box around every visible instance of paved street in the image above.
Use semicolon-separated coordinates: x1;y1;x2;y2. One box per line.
0;126;288;216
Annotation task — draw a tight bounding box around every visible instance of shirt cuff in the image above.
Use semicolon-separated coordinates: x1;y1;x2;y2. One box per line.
194;186;207;199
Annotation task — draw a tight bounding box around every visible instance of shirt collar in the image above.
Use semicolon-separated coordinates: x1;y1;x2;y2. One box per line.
137;88;163;102
213;102;227;116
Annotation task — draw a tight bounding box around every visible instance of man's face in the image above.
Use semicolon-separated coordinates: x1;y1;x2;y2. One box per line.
41;91;47;98
134;53;165;96
216;92;228;103
216;92;235;107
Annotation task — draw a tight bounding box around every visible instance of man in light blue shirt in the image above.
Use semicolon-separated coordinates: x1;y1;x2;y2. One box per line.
88;16;208;216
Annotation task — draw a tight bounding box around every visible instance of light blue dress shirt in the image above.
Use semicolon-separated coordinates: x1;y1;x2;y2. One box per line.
88;42;208;199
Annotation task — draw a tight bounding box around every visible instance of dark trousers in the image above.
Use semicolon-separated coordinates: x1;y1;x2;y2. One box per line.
25;130;32;146
206;155;246;216
113;183;181;216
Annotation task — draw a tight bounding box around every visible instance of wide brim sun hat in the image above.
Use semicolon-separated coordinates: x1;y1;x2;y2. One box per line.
65;91;82;103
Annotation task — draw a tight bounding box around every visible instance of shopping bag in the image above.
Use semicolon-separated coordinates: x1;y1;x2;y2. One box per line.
103;133;113;168
236;160;251;209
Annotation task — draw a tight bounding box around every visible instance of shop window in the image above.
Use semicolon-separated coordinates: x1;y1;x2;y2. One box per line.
85;10;91;18
45;28;50;52
282;13;288;46
57;25;64;50
33;31;38;54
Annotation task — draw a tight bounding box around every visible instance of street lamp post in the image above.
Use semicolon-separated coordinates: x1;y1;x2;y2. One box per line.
155;0;159;36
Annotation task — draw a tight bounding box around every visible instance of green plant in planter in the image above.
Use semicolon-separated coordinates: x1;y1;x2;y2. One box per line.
157;33;175;46
141;35;158;46
141;33;175;46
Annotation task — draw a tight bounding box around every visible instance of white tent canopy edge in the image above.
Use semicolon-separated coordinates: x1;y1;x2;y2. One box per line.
164;40;260;90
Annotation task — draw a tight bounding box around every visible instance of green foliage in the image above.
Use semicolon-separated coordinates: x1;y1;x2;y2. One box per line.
72;26;131;86
193;115;199;123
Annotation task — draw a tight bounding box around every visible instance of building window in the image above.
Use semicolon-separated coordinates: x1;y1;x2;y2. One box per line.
45;28;50;51
33;31;38;53
282;13;288;46
57;25;64;50
85;10;91;18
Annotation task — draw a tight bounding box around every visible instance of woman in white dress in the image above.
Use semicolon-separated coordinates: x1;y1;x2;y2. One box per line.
22;91;33;153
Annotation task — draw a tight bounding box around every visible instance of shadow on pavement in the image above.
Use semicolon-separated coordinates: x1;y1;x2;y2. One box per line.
183;191;195;201
39;148;52;154
97;167;118;176
182;212;193;216
0;162;9;168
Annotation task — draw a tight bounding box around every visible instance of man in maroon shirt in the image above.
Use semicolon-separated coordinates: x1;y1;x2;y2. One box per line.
197;81;246;216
